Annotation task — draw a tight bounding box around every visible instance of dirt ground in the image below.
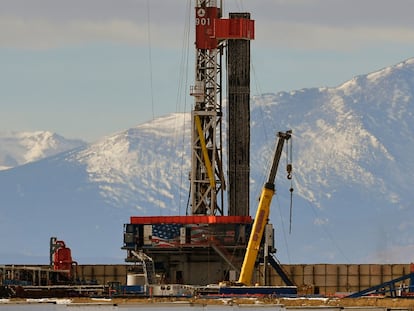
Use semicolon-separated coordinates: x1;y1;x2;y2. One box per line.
274;297;414;308
4;296;414;308
65;296;414;308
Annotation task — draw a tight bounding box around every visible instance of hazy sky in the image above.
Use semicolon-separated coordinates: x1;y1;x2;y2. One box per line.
1;0;414;142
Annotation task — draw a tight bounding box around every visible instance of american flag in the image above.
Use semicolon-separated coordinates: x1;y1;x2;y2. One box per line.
188;225;209;244
151;224;181;247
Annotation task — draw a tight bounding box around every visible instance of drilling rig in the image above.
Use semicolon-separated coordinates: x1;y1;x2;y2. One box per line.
122;1;291;288
190;1;254;217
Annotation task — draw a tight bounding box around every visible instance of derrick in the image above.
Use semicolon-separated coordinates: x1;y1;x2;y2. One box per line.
190;0;255;216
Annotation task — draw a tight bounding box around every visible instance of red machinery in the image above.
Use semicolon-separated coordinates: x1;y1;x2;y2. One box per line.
50;237;77;279
195;4;254;50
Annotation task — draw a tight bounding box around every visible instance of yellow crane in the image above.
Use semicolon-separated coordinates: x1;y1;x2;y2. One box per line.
238;130;292;285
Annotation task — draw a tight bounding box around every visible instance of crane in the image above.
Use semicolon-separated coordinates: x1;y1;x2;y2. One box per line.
238;130;292;285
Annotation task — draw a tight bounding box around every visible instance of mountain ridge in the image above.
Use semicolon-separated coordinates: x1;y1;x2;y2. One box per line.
1;57;413;264
0;130;86;170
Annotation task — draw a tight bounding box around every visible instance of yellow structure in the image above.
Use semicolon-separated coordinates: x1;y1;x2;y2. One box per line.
238;131;292;285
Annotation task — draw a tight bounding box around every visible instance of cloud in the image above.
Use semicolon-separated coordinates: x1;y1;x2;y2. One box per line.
252;0;414;28
314;217;328;226
246;0;414;51
0;0;191;50
0;17;136;49
0;16;183;50
2;0;414;52
365;244;414;264
256;21;414;51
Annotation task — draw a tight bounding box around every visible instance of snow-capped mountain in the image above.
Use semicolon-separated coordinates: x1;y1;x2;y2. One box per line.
74;113;192;215
250;58;414;264
0;131;86;170
1;58;414;265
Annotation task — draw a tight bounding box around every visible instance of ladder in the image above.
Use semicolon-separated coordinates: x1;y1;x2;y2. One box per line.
131;250;156;285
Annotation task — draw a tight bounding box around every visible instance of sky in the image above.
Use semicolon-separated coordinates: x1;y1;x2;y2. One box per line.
1;0;414;142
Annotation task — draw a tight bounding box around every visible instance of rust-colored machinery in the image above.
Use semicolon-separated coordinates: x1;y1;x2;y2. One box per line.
0;239;104;298
50;237;77;280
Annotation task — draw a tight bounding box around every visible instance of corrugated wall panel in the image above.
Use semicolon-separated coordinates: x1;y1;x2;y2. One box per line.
273;264;410;295
71;263;412;294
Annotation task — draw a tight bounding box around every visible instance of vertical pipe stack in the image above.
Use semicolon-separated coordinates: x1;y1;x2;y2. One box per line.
227;12;251;216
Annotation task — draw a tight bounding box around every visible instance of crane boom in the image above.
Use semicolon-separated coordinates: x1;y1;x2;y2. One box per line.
238;130;292;285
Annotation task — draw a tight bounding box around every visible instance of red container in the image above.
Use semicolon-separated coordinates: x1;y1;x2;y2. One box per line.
214;18;255;40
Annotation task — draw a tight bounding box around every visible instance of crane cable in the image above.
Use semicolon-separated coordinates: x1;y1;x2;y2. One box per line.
176;0;192;216
146;0;155;120
286;136;294;234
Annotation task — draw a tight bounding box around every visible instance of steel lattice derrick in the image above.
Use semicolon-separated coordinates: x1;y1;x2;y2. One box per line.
190;0;225;215
190;47;224;216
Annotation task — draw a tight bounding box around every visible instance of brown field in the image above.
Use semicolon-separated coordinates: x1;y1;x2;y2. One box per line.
46;297;414;308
